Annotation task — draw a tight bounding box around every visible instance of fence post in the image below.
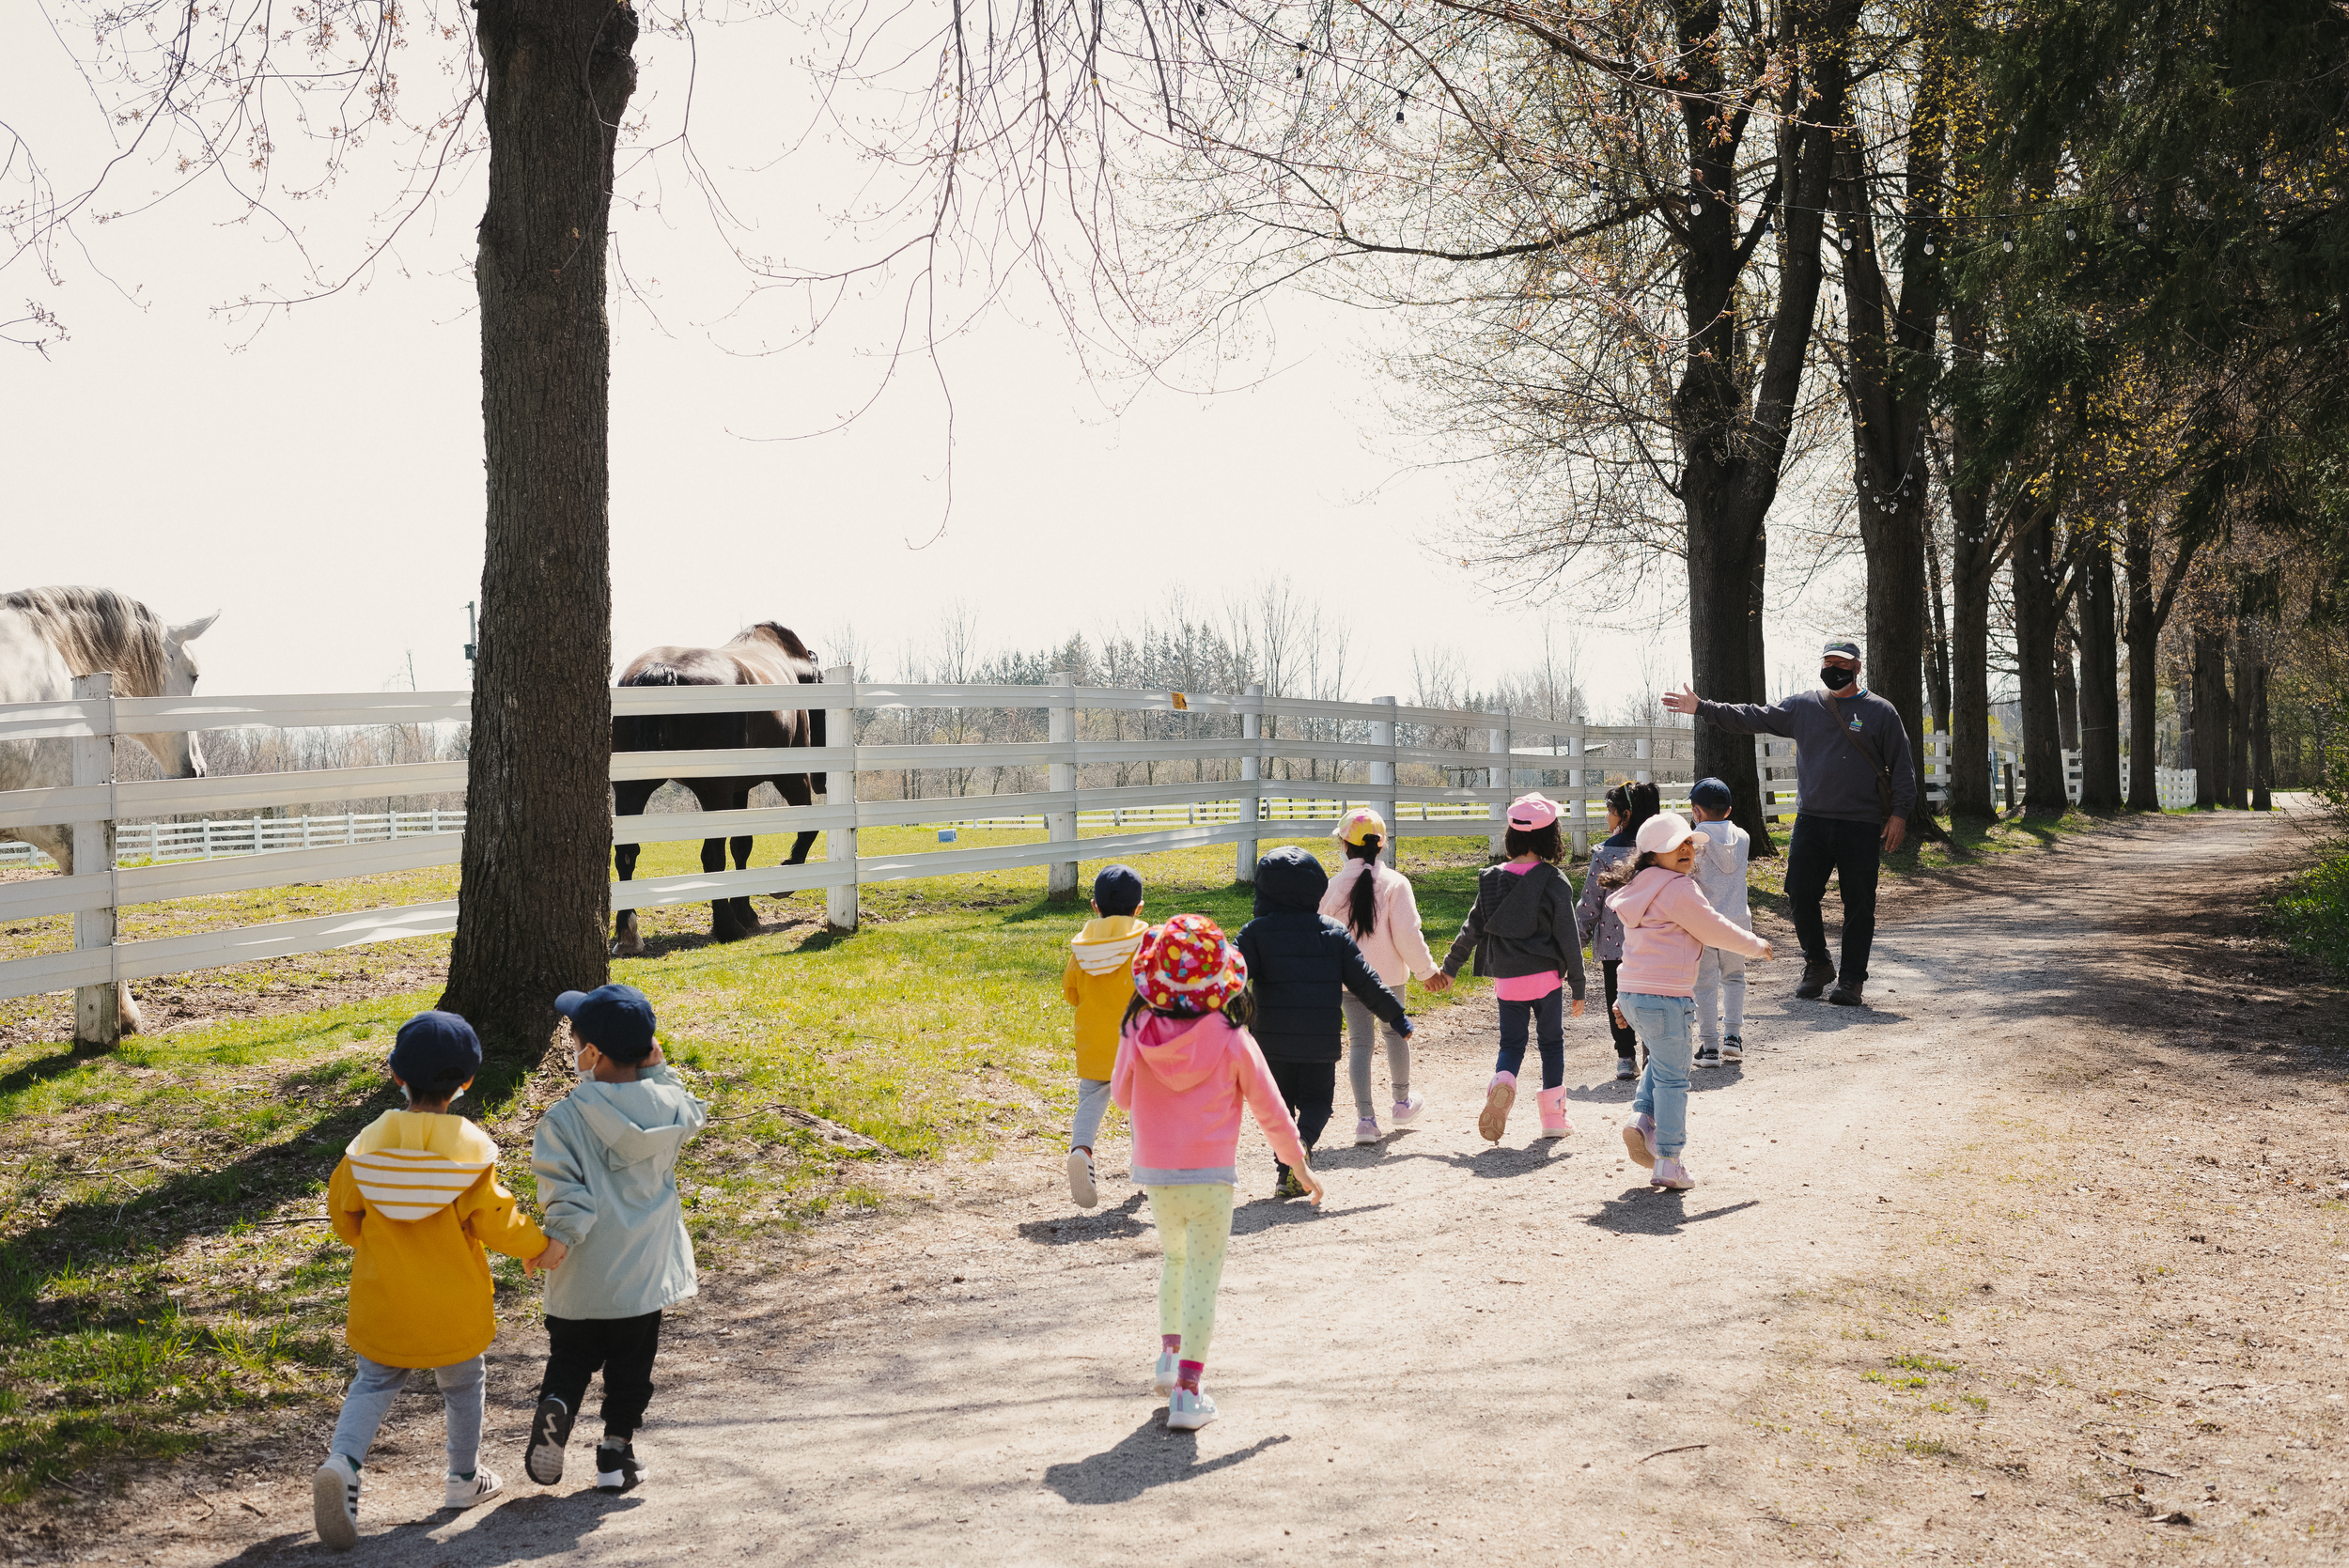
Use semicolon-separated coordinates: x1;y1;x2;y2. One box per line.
70;673;121;1048
1634;733;1653;786
1569;722;1589;857
1371;696;1398;867
820;664;859;933
1486;721;1509;859
1237;684;1262;882
1047;671;1080;898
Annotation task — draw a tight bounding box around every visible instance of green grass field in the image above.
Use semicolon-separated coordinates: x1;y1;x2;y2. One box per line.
0;802;2122;1498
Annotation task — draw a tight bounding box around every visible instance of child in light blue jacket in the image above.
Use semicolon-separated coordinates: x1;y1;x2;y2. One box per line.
1688;778;1752;1067
523;985;706;1496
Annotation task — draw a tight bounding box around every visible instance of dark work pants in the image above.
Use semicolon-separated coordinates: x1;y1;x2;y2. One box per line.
1784;815;1882;986
539;1310;662;1439
1265;1058;1335;1175
1600;959;1640;1059
1495;988;1566;1089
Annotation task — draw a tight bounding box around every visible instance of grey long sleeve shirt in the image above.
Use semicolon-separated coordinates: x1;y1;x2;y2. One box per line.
1695;689;1917;825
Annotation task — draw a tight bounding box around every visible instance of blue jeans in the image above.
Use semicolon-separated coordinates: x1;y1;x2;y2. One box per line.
1623;993;1695;1158
330;1353;484;1474
1495;988;1565;1090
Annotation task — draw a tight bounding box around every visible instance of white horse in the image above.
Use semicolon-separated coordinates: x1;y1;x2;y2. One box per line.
0;587;218;1033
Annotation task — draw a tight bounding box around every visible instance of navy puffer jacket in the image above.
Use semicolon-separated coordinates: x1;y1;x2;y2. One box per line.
1236;847;1413;1063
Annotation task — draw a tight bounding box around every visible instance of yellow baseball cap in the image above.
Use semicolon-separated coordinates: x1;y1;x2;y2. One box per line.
1332;808;1388;846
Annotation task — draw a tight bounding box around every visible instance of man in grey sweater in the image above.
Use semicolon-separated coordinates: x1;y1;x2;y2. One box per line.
1664;638;1914;1007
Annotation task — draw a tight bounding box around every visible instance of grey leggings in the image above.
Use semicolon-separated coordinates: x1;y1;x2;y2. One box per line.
1071;1077;1112;1151
1343;985;1412;1116
330;1353;484;1474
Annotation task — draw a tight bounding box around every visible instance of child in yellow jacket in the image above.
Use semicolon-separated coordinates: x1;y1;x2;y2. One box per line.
312;1012;562;1552
1061;864;1147;1209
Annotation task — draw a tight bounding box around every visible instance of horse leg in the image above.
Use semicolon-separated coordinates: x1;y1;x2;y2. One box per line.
613;780;657;956
728;825;759;936
703;832;743;942
778;772;817;866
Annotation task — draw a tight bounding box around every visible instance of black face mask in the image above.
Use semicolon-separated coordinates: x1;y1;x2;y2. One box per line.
1820;665;1858;691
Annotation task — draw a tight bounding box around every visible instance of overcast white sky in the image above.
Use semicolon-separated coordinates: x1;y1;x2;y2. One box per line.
6;8;1860;715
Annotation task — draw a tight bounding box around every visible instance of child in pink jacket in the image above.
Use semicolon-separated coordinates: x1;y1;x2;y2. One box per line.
1603;813;1773;1190
1111;914;1317;1434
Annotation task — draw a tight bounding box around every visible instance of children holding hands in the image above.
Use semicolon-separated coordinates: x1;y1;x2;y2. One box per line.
1605;813;1773;1189
1319;810;1450;1145
314;1012;561;1551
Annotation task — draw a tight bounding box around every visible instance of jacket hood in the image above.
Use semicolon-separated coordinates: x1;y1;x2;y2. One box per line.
1127;1011;1235;1094
566;1078;708;1174
1253;846;1330;916
1605;864;1683;928
1070;914;1149;975
345;1110;500;1222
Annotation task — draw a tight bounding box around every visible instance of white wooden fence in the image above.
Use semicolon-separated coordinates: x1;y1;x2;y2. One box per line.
0;674;2197;1039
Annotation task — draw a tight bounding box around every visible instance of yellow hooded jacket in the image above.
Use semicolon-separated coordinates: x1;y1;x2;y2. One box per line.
328;1110;550;1368
1061;914;1149;1079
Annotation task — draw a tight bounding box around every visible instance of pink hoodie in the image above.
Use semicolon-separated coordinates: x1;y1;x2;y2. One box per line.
1606;866;1770;998
1111;1011;1310;1186
1318;860;1439;987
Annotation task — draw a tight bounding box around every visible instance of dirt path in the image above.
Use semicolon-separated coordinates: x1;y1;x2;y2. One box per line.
104;809;2342;1565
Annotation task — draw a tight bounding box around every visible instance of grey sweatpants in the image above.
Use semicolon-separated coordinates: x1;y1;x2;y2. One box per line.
1071;1076;1112;1151
330;1353;484;1474
1343;985;1411;1117
1694;946;1748;1046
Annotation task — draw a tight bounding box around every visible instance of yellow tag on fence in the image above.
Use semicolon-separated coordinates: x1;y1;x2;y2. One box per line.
1170;691;1190;710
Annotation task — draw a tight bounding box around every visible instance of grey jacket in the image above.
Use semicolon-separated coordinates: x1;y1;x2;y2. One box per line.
533;1064;707;1320
1439;861;1588;1000
1575;832;1638;961
1695;689;1917;824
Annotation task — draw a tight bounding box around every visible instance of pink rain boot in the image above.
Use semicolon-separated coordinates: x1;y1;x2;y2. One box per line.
1477;1072;1517;1143
1535;1087;1575;1140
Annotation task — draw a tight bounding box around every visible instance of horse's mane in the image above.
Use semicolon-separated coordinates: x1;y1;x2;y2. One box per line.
731;622;815;663
2;586;169;697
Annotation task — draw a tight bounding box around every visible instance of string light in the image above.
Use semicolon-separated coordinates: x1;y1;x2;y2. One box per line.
1395;91;1408;123
2001;229;2015;253
1688;186;1706;217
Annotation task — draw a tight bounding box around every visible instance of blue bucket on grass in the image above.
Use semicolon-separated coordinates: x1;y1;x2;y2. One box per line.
939;828;958;843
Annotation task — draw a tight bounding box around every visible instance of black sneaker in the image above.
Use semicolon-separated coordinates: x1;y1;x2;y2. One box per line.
1614;1056;1638;1081
1695;1044;1721;1069
1827;983;1866;1008
524;1396;573;1486
595;1440;646;1494
1273;1166;1306;1200
1796;961;1835;1000
1720;1036;1744;1063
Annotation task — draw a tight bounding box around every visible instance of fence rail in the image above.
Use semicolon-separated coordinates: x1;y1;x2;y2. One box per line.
0;675;2199;1037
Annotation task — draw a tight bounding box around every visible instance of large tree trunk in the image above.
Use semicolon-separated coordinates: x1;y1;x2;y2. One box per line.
2248;651;2274;810
2013;507;2067;814
441;0;641;1059
2077;527;2123;808
1924;526;1953;738
2120;505;2194;811
1673;0;1853;857
1940;301;2000;821
2190;622;2231;808
2227;631;2253;809
2053;619;2082;753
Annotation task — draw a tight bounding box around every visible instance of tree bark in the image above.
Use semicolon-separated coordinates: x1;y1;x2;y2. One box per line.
2248;652;2274;810
2190;621;2231;808
2053;618;2081;754
1924;525;1953;739
2121;506;2193;811
2076;525;2123;809
2227;630;2253;809
2013;507;2067;814
440;0;640;1059
1676;0;1855;857
1940;303;2001;821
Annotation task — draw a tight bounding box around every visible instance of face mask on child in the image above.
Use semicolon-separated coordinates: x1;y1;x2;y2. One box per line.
1819;665;1858;691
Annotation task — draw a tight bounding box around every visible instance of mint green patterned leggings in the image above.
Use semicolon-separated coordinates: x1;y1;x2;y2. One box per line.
1147;1184;1235;1359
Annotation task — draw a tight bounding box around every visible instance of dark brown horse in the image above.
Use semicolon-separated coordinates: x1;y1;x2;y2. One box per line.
612;623;827;953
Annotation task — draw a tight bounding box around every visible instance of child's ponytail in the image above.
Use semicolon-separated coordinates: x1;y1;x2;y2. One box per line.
1598;849;1663;891
1345;837;1382;937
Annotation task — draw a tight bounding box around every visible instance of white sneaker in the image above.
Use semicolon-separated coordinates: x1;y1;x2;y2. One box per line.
1066;1148;1098;1209
443;1467;505;1511
1166;1388;1219;1431
1153;1348;1179;1396
312;1454;360;1551
1720;1036;1744;1063
1353;1115;1381;1145
1621;1113;1657;1170
1391;1092;1424;1125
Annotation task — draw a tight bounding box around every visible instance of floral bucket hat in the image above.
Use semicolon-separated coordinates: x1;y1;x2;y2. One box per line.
1132;913;1250;1015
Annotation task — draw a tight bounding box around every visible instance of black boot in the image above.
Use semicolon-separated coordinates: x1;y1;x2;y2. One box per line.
1827;982;1867;1008
1796;959;1835;1000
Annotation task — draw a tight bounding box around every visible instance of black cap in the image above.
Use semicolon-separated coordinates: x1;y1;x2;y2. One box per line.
1092;864;1143;916
388;1011;484;1094
554;984;658;1063
1690;776;1733;811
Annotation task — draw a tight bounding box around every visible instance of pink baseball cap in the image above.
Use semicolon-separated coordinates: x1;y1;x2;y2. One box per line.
1506;792;1562;831
1634;811;1697;855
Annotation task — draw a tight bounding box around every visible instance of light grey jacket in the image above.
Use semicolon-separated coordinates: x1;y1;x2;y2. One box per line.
532;1064;707;1320
1576;836;1638;961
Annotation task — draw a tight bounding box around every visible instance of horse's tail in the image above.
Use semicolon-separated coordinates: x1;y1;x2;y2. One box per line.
614;662;693;754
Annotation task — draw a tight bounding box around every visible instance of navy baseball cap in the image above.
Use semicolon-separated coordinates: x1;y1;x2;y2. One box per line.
1821;638;1862;660
1689;777;1733;811
1092;864;1143;916
555;984;658;1063
388;1011;484;1091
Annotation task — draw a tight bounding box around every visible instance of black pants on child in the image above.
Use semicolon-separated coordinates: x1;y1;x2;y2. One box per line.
1265;1058;1334;1179
539;1311;663;1438
1601;959;1640;1059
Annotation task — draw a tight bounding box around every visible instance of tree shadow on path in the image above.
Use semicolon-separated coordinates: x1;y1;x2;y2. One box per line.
1042;1418;1289;1504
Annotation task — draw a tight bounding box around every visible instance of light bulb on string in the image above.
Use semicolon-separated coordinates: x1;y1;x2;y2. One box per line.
1396;92;1407;123
1922;237;1936;256
2001;229;2015;253
1688;186;1706;217
2065;222;2077;242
